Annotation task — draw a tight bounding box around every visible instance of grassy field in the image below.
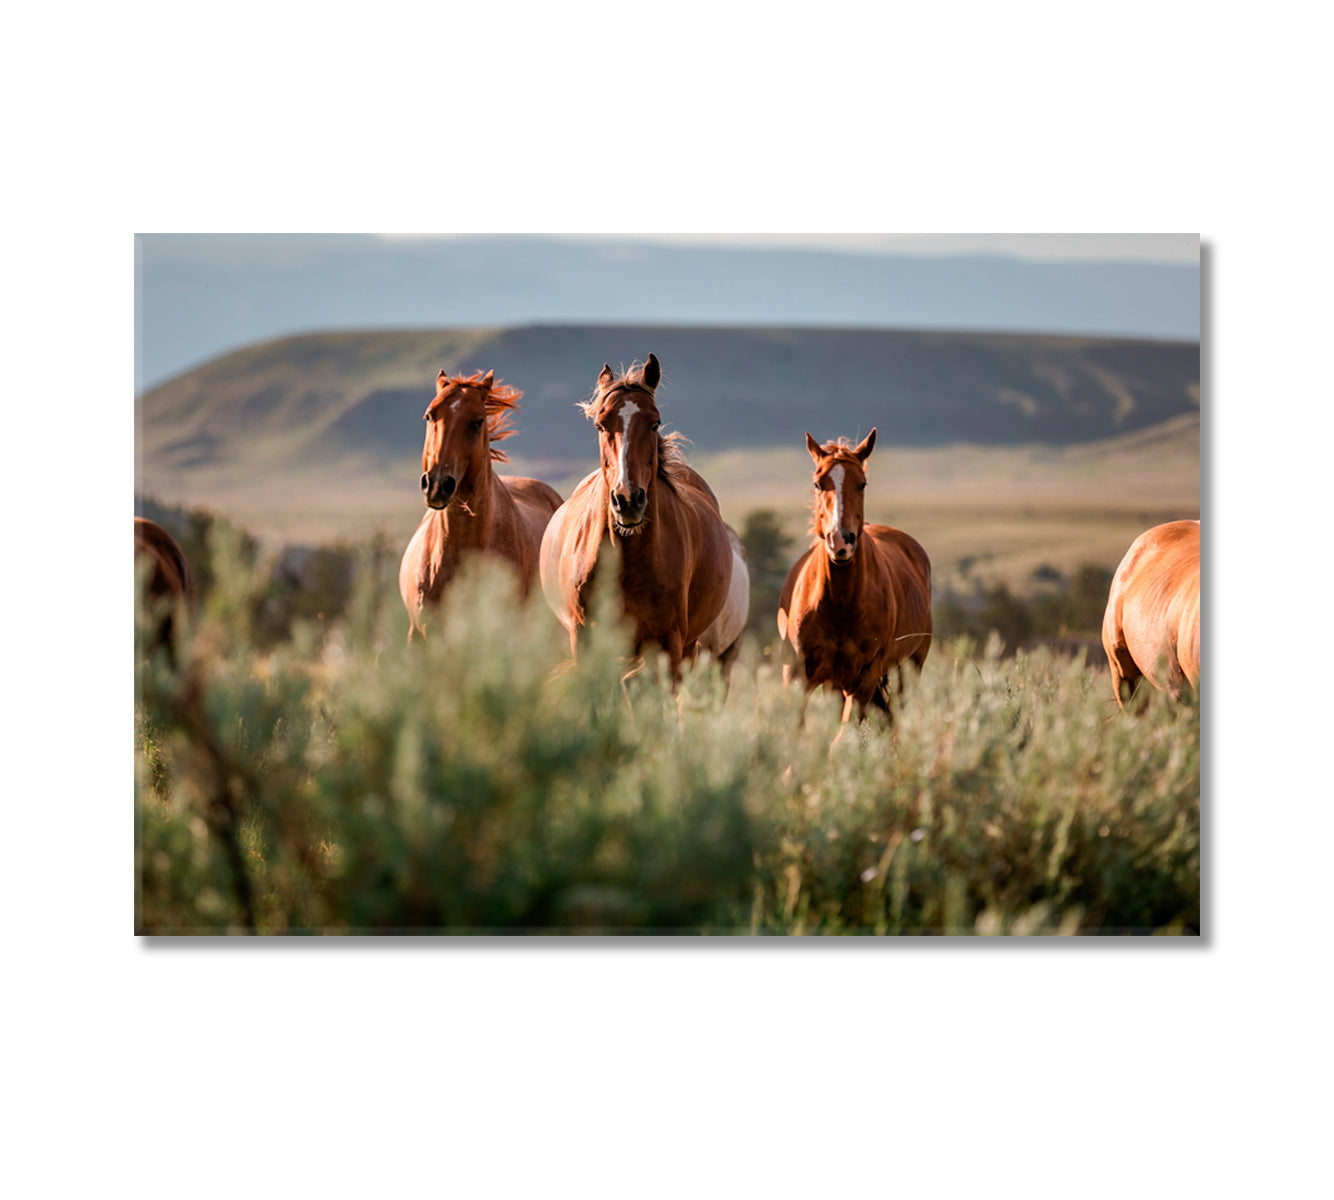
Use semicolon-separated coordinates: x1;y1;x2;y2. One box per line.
135;537;1200;936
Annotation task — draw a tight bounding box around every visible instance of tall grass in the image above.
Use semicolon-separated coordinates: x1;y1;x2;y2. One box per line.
135;529;1200;935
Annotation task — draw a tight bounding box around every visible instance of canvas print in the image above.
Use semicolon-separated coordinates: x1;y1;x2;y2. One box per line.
134;233;1202;935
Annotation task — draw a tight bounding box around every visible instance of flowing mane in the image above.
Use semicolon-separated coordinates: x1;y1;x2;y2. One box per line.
427;370;523;463
400;366;564;641
809;436;864;462
577;360;690;483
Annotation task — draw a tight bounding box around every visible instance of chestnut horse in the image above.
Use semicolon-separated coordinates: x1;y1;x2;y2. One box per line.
135;517;194;657
1102;519;1200;709
539;354;747;682
777;430;932;722
399;369;562;640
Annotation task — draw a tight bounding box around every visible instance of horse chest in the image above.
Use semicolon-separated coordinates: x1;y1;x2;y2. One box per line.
791;573;893;684
410;499;508;599
803;628;883;677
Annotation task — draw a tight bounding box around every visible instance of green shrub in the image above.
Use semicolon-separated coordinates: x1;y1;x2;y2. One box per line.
934;562;1118;654
739;508;796;639
135;530;1199;935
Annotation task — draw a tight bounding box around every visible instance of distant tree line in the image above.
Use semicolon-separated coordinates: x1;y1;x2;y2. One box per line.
136;496;364;649
138;497;1116;658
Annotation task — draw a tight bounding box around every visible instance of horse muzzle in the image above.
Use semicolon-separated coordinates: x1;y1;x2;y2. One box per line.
422;472;457;509
610;487;648;530
826;529;858;564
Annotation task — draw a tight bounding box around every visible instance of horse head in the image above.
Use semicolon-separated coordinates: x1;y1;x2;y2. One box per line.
419;369;519;509
586;353;664;534
806;428;877;565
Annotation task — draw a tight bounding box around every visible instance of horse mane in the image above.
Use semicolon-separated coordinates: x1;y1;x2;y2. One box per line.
429;370;522;463
577;360;690;485
811;436;864;466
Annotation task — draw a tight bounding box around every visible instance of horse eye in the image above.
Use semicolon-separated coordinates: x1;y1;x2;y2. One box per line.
651;421;661;432
469;418;484;433
857;482;867;492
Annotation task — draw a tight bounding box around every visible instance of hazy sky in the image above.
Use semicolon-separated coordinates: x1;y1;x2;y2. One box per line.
137;233;1200;391
374;232;1199;264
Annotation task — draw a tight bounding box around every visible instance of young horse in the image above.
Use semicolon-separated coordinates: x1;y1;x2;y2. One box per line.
135;517;194;658
1101;518;1200;709
538;354;746;682
777;431;932;722
399;369;562;640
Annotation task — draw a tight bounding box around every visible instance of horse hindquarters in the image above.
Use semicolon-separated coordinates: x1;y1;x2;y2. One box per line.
698;527;749;672
1103;521;1200;708
539;473;605;648
499;476;563;600
399;513;438;642
538;500;580;641
1178;593;1201;688
135;518;194;660
867;526;932;671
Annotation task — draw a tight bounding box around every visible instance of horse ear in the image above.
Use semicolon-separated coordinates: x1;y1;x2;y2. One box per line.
854;428;877;462
598;363;614;390
436;369;449;385
642;353;661;390
805;432;823;464
480;369;494;390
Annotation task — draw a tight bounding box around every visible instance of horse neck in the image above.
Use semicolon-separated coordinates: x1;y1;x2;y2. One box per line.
810;535;870;608
441;457;505;547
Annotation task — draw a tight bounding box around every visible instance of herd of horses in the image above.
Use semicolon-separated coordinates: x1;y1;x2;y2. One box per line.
135;353;1201;716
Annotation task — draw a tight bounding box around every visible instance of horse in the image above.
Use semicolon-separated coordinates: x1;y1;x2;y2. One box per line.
776;430;932;722
134;517;194;659
399;369;563;641
1101;519;1200;709
538;353;747;683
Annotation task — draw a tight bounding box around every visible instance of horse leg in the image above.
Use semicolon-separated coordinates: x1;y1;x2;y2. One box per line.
1163;645;1189;703
665;632;686;689
1107;644;1143;713
619;657;644;733
870;673;895;725
828;691;868;755
717;634;743;688
780;635;802;690
404;603;424;645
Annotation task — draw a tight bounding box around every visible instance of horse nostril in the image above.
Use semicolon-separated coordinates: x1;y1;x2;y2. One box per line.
632;487;646;508
440;475;456;497
846;530;857;547
420;473;429;491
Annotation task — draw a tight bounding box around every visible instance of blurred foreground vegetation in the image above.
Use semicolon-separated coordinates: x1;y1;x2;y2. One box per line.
135;513;1200;935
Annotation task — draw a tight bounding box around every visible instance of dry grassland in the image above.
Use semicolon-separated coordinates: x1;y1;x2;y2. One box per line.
142;416;1199;597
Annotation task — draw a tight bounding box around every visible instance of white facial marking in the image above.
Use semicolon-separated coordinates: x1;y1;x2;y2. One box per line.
614;400;640;491
829;463;846;532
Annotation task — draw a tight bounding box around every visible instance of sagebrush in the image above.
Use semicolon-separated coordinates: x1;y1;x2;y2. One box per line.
135;528;1200;934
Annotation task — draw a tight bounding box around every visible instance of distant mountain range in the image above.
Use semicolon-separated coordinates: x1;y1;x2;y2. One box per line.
137;323;1200;486
134;235;1201;392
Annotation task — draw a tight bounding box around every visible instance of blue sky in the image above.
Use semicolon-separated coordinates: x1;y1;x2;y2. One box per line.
374;232;1200;263
135;233;1201;391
